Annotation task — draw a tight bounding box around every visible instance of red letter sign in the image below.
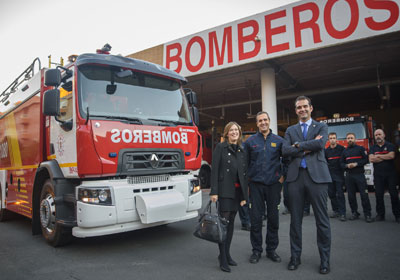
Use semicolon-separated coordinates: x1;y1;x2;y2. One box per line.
293;2;322;48
364;0;399;31
209;27;233;67
265;10;290;54
185;36;206;73
166;43;182;73
324;0;359;39
238;20;261;61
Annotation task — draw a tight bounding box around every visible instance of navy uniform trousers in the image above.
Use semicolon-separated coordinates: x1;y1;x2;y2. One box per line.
249;181;282;254
345;173;372;217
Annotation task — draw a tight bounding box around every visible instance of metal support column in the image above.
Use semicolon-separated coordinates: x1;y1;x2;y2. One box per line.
260;68;278;133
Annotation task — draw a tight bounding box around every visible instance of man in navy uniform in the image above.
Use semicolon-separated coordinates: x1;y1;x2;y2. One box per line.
325;132;346;221
244;111;286;265
341;133;373;223
282;96;331;275
369;129;400;223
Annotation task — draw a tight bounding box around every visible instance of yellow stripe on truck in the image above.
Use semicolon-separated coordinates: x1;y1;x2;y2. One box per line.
59;162;77;168
5;112;22;167
0;165;38;171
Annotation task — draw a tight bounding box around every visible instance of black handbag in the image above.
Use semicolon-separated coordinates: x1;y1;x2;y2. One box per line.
193;201;228;243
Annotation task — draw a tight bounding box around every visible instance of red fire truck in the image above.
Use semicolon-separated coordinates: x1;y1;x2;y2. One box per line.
197;132;212;188
319;114;375;187
0;46;202;246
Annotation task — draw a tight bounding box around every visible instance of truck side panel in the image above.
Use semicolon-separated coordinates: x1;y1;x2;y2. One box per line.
0;73;42;218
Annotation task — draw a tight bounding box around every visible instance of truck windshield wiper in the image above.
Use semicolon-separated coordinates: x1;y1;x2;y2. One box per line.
147;118;190;126
90;115;142;124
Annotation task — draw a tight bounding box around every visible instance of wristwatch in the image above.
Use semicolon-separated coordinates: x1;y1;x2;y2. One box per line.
294;141;300;148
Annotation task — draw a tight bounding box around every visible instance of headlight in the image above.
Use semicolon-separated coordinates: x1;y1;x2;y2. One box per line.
77;187;113;205
189;179;201;194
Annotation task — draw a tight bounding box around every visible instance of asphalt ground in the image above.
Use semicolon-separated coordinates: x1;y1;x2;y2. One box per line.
0;190;399;280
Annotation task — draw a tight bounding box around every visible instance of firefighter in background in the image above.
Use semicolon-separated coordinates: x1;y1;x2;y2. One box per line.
394;122;400;184
341;133;373;223
369;129;400;223
325;132;346;221
394;122;400;151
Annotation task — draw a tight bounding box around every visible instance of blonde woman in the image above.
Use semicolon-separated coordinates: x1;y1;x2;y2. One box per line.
210;121;249;272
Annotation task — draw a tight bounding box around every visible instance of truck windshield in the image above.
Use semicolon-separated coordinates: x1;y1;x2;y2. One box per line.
327;122;366;140
77;65;192;125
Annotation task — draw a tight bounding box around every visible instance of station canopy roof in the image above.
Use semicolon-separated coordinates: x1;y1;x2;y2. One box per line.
128;0;400;129
189;32;400;128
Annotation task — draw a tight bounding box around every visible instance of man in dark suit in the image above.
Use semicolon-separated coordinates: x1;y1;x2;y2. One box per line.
282;96;332;275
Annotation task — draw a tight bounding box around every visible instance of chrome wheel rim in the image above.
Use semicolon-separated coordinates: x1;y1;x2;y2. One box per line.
40;194;56;233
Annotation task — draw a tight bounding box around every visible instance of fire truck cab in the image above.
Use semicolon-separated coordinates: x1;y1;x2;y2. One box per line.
0;48;203;246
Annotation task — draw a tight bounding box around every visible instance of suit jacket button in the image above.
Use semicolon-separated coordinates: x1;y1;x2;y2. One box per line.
227;169;230;172
228;153;231;156
228;160;231;163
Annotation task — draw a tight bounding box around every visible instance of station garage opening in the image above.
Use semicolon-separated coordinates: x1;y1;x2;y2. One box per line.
127;0;400;185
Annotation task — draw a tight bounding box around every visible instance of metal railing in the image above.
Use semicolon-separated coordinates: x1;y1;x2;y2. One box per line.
0;57;41;104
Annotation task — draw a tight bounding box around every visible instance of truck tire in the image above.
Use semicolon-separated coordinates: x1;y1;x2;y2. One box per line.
0;184;11;222
40;179;72;247
199;166;211;189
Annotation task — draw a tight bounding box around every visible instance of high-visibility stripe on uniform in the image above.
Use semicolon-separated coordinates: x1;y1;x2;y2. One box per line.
346;156;362;160
374;151;389;154
328;156;341;160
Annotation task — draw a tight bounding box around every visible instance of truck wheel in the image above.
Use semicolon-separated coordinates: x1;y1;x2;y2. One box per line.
40;179;72;247
199;167;211;189
0;184;11;222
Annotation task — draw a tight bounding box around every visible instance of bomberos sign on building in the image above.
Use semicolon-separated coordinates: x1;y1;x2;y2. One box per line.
164;0;400;77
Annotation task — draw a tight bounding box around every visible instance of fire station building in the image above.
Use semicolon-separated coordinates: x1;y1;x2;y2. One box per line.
127;0;400;140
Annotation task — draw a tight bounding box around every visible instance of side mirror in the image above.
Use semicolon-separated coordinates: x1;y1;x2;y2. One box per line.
191;106;199;126
185;90;197;106
43;89;60;116
106;84;117;94
45;69;62;87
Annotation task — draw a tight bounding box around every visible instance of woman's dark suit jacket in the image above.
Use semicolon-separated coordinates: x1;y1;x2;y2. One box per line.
210;141;249;202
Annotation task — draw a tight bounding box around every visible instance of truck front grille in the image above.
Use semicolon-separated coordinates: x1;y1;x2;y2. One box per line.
128;174;170;184
117;149;184;176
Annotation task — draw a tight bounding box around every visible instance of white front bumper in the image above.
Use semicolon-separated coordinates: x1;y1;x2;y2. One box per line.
72;175;202;238
73;210;199;238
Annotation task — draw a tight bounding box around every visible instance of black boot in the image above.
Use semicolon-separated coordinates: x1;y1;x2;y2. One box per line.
218;243;231;272
225;218;237;266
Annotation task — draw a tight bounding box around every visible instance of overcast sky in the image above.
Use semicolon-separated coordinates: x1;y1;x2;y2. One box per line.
0;0;298;92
